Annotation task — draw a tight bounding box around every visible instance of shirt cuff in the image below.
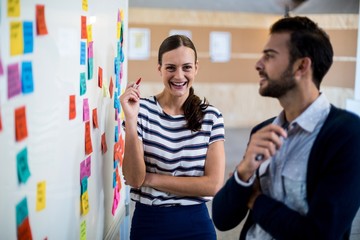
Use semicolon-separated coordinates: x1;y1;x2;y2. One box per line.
234;170;256;187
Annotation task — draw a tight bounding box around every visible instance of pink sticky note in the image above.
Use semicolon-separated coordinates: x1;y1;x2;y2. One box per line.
0;57;4;75
7;63;22;99
83;98;89;122
88;41;93;58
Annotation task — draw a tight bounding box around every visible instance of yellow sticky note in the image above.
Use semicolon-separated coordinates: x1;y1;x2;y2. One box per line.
36;181;46;211
10;21;24;56
80;220;86;240
117;22;121;40
87;25;92;43
81;191;89;215
82;0;88;11
8;0;20;17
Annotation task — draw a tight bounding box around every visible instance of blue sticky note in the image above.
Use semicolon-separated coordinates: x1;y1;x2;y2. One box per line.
113;171;116;188
114;92;119;109
16;197;29;226
17;148;31;184
114;160;118;169
21;61;34;94
81;177;88;195
114;57;119;75
114;126;118;142
80;42;86;65
23;21;34;54
80;72;86;96
88;58;93;80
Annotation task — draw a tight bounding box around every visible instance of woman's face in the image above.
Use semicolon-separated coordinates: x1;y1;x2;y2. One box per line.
158;46;198;98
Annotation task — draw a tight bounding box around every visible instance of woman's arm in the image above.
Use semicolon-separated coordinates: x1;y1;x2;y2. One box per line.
142;140;225;197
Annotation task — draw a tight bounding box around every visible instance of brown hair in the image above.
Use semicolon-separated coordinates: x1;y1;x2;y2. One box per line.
158;35;209;131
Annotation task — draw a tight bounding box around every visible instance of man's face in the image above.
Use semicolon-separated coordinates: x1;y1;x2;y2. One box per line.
255;33;296;98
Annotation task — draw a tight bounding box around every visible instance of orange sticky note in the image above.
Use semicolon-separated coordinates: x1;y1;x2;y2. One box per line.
98;67;103;88
81;16;87;39
10;21;24;56
69;95;76;120
101;133;107;154
17;217;33;240
109;77;114;98
36;5;48;35
92;108;98;128
85;121;93;155
15;106;28;142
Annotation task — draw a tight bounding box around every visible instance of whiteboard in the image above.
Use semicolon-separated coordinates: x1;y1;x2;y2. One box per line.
0;0;128;239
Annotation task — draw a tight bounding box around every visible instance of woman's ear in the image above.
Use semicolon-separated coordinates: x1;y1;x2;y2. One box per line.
158;64;162;76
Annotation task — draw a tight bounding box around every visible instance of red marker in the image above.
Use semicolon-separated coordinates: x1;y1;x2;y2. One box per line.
133;77;142;89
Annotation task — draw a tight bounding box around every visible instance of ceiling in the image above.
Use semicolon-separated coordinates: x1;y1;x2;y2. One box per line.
129;0;359;15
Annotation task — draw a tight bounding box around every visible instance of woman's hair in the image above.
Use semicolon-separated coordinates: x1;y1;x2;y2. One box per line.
158;34;209;132
270;16;333;89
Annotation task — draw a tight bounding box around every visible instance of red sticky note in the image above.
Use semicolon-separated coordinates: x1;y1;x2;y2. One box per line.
15;106;28;142
92;108;98;128
109;77;114;98
98;67;103;88
69;95;76;120
17;217;33;240
81;16;87;39
101;133;107;154
36;5;48;35
85;121;93;155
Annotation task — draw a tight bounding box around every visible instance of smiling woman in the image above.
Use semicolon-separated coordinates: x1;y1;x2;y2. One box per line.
119;34;226;239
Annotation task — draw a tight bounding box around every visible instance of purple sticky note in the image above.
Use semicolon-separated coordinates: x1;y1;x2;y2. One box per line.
0;57;4;76
7;63;22;99
83;98;89;122
88;41;93;58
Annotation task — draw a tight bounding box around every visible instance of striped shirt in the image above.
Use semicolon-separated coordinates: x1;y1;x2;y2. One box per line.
128;96;225;206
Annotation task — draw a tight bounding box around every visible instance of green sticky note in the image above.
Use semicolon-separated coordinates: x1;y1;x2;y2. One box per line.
16;197;28;226
17;148;31;184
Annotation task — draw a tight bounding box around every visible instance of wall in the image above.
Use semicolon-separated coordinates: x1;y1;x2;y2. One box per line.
128;8;357;127
0;0;128;239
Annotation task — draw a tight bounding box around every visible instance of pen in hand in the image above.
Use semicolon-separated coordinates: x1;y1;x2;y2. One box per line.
133;77;142;89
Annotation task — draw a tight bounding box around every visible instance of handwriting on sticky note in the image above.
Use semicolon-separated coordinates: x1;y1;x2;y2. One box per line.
10;21;24;56
36;181;46;211
98;67;103;88
81;191;89;215
88;58;93;80
81;177;88;195
83;98;89;122
69;95;76;120
17;148;31;184
92;108;98;128
101;133;108;154
36;5;48;35
21;61;34;94
82;0;88;11
87;25;92;43
15;106;28;142
85;121;93;155
16;197;29;226
80;220;87;240
81;16;87;39
80;42;86;65
109;77;114;98
7;63;21;99
23;21;34;54
8;0;21;17
80;72;86;95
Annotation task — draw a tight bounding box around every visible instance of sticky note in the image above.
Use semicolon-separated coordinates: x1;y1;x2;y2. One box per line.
103;81;108;97
69;95;76;120
109;77;114;98
85;121;93;155
36;5;48;35
23;21;34;54
81;16;87;39
21;61;34;94
86;156;91;177
36;181;46;211
8;0;20;17
114;126;118;142
81;191;89;215
7;63;22;99
101;133;107;154
117;22;121;40
80;42;86;65
88;58;93;80
80;72;86;96
16;197;29;226
92;108;98;128
0;57;4;76
83;98;89;122
82;0;88;11
81;177;88;194
87;25;92;43
80;220;86;240
10;21;24;56
88;41;93;58
17;217;33;240
98;67;103;88
17;148;31;184
15;106;28;142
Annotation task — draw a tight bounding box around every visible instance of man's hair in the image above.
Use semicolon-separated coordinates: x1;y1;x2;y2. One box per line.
270;16;333;89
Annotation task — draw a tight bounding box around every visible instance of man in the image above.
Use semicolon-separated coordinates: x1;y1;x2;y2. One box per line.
212;16;360;240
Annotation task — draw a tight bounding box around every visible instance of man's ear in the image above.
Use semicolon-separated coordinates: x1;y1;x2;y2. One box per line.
294;57;311;77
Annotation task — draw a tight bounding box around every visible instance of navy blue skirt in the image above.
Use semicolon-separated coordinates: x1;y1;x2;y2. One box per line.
130;202;216;240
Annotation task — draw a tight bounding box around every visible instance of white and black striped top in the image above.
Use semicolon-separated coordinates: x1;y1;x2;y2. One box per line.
125;96;225;206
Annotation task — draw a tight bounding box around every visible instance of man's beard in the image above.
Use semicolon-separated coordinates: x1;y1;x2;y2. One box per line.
260;65;296;98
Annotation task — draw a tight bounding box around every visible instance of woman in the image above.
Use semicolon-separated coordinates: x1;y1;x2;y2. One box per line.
120;35;225;239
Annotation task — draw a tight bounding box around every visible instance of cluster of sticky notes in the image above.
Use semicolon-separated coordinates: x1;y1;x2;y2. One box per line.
80;156;91;216
16;198;33;239
7;61;34;100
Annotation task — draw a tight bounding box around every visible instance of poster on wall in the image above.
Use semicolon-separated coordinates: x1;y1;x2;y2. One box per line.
128;28;150;60
209;31;231;62
169;29;192;39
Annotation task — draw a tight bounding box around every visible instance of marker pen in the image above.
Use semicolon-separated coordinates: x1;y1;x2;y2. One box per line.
133;77;142;89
